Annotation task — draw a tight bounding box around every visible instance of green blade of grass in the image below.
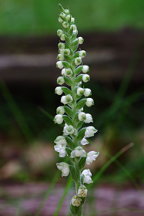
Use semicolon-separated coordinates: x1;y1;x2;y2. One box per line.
88;143;134;189
53;176;73;216
0;82;33;141
35;171;60;216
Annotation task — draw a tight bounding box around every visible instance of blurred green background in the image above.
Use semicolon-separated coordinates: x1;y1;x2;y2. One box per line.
0;0;144;35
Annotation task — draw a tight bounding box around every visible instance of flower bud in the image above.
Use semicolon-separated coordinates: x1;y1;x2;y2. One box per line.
82;65;89;73
55;86;63;95
84;113;93;123
60;12;66;19
58;42;65;49
56;106;65;114
57;54;64;61
82;74;90;83
77;87;84;96
75;57;82;66
64;9;70;14
86;98;94;107
64;49;70;56
70;24;77;31
65;68;73;76
58;17;63;23
54;114;63;124
78;112;86;121
71;17;75;23
57;29;63;37
57;76;65;85
71;195;82;207
78;37;84;44
81;138;89;145
79;50;86;58
61;94;73;104
62;21;69;28
84;88;91;97
56;61;63;69
65;14;71;21
60;34;65;41
78;185;88;198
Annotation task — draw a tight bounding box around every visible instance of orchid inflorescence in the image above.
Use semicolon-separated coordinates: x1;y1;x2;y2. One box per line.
54;4;99;215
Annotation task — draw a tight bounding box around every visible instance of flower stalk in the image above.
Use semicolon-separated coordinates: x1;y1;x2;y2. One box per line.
54;4;99;216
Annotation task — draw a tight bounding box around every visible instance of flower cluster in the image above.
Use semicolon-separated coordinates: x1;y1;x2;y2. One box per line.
54;4;99;214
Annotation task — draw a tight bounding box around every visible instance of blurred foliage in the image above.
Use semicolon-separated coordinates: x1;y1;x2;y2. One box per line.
0;0;144;35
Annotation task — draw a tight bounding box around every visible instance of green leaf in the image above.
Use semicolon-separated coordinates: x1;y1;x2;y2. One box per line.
61;87;71;95
76;98;86;109
65;136;73;146
63;115;73;125
64;76;72;86
70;165;79;182
77;127;86;140
64;106;73;116
79;157;86;170
74;66;83;75
75;74;83;83
62;61;71;68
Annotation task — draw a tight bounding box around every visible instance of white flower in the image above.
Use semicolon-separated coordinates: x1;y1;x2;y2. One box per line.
84;88;91;97
65;14;71;21
78;37;84;44
56;162;70;177
77;185;88;198
62;21;69;28
61;94;73;104
54;142;67;157
56;106;65;114
60;12;66;19
86;151;99;165
54;136;67;145
64;49;71;56
64;9;70;14
82;65;89;73
84;114;93;123
62;68;73;76
71;195;82;207
81;169;93;184
75;56;81;64
81;138;89;145
63;124;75;135
58;42;65;49
86;98;94;107
54;114;63;124
57;29;63;37
74;57;82;66
57;76;65;85
55;87;63;95
60;34;65;41
82;74;90;83
56;61;63;69
58;17;63;23
85;126;97;138
79;50;86;58
78;112;86;121
71;146;86;158
70;24;77;31
71;17;75;23
77;87;84;96
57;53;64;61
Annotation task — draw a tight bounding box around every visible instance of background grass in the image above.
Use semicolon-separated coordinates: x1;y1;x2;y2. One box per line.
0;0;144;35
